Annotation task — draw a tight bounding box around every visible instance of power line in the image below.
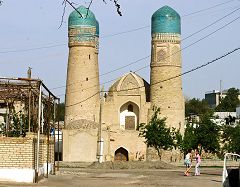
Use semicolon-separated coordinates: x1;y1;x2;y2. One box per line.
182;0;235;17
65;47;240;107
52;55;151;90
134;14;240;73
58;76;119;97
0;0;237;54
0;43;66;54
182;7;240;41
65;91;99;107
57;14;240;96
58;14;240;97
53;7;240;92
118;48;240;93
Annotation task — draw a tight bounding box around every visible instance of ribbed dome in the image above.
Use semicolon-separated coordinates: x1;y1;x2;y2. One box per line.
68;6;99;36
152;6;181;34
108;72;150;102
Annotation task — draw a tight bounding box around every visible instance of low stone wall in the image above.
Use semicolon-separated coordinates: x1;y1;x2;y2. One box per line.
0;134;54;183
171;159;239;167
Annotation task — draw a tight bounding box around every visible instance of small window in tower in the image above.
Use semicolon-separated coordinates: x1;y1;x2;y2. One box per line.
89;54;91;59
128;104;133;112
86;77;88;81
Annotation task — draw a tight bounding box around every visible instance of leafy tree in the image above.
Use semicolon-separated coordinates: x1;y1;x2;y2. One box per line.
195;114;220;153
216;88;240;112
138;107;175;160
4;112;28;137
180;113;220;154
56;102;65;121
180;122;196;154
185;98;213;117
221;123;240;154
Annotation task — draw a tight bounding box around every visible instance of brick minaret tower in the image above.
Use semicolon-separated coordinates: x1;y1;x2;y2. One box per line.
65;6;100;127
149;6;185;133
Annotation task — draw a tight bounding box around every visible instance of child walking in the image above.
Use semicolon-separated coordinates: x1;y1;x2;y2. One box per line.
184;149;192;176
194;149;201;176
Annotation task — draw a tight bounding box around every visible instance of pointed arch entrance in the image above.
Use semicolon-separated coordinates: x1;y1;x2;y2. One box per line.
114;147;129;161
119;101;139;130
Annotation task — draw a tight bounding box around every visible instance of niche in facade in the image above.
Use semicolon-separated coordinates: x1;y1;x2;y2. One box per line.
119;101;139;130
114;147;129;161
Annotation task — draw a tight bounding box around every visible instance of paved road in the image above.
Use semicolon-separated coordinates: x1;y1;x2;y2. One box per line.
0;167;222;187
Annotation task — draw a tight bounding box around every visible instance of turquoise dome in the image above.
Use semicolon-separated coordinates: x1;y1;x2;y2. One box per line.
96;20;99;36
68;6;99;36
152;6;181;34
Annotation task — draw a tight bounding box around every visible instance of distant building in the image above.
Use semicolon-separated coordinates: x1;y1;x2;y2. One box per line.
236;106;240;118
205;89;240;108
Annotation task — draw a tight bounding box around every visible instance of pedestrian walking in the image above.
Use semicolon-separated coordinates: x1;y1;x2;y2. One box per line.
194;149;201;176
184;149;192;176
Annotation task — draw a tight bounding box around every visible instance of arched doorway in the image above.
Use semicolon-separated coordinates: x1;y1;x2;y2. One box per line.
114;147;129;161
119;101;139;130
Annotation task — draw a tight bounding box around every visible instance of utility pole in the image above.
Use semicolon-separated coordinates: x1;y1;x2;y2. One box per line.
28;67;32;133
220;80;223;104
97;86;104;163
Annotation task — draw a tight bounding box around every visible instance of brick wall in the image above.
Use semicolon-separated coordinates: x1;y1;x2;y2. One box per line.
0;137;35;168
0;135;54;169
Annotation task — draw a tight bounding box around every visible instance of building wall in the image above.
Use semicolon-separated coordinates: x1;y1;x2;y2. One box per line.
63;72;151;162
0;137;35;169
237;107;240;118
63;129;98;162
0;135;54;183
205;90;240;108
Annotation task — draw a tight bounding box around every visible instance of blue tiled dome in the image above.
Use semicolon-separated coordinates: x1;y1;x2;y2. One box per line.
68;6;99;36
152;6;181;34
96;20;99;36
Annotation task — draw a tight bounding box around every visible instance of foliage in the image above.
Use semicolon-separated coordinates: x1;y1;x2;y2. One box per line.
181;113;220;154
221;123;240;154
56;102;65;121
138;107;176;160
216;88;240;112
185;98;213;117
180;122;196;154
195;114;220;153
2;112;29;137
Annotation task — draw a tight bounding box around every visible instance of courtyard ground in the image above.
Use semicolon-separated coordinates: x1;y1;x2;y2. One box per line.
0;167;222;187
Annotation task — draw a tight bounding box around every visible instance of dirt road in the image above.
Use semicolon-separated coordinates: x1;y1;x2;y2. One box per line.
0;167;222;187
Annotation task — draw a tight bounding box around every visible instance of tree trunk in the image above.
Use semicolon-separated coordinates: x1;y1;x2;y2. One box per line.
156;148;162;161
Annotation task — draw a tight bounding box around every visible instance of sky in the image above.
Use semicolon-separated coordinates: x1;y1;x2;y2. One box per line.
0;0;240;101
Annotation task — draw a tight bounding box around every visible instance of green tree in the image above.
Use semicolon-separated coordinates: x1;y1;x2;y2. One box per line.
221;123;240;154
138;107;175;160
181;113;220;154
195;114;220;153
216;88;240;112
6;112;28;137
185;98;213;117
56;102;65;121
180;122;196;154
